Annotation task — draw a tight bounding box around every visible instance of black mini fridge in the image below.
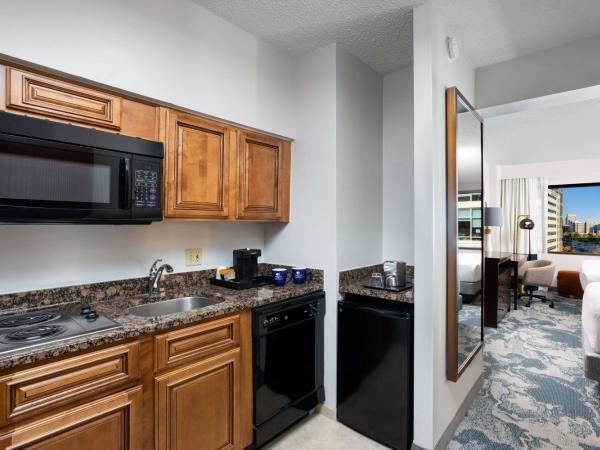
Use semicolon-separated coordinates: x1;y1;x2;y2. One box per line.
337;296;414;450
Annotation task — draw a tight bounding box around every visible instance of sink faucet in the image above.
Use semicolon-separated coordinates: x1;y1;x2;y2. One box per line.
148;259;174;296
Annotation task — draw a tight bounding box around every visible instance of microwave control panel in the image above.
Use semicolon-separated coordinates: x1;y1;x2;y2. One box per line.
133;161;160;209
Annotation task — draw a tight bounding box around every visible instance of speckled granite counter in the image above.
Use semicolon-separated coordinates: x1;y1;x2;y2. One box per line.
338;264;414;303
0;264;323;371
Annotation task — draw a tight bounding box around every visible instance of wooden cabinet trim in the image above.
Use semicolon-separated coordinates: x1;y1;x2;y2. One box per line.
0;342;140;425
154;314;240;372
0;386;142;450
6;67;122;130
155;348;241;450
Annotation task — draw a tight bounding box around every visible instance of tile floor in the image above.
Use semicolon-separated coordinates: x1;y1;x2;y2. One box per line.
263;413;389;449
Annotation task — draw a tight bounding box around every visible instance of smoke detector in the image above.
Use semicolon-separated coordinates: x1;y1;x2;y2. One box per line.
446;36;459;61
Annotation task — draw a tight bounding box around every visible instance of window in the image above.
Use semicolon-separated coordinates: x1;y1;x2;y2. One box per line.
458;191;482;248
547;183;600;255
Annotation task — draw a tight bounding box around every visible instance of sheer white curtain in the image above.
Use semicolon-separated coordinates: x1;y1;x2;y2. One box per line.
499;177;548;254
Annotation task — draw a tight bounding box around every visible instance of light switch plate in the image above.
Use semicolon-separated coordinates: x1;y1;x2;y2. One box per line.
185;248;202;266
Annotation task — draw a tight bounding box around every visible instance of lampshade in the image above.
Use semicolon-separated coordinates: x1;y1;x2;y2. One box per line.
484;207;503;227
519;218;535;230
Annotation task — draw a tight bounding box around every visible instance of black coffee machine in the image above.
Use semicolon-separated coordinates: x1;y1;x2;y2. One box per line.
233;248;261;282
210;248;272;290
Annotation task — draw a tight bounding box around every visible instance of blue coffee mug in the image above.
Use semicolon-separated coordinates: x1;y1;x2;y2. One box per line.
272;268;288;286
291;267;312;284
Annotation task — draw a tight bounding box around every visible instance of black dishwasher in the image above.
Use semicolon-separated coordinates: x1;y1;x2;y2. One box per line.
337;296;414;450
252;291;325;448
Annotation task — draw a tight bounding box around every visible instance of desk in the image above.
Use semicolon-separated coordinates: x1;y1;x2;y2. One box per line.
484;252;526;328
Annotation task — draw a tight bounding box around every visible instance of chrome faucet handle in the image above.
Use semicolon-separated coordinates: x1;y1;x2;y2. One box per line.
149;259;163;276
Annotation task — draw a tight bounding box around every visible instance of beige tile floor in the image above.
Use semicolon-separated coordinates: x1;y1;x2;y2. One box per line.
263;413;390;449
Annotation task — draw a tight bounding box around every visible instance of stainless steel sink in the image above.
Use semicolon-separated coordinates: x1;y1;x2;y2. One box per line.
127;296;223;317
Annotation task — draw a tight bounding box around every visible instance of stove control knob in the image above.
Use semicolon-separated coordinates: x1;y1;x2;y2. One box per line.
263;319;269;328
85;310;99;321
80;306;92;316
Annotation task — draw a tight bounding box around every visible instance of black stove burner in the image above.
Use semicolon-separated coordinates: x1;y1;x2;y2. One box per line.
0;311;61;328
2;325;66;343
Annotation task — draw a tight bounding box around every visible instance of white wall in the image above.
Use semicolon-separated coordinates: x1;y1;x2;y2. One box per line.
0;222;265;294
0;0;300;294
476;34;600;109
336;47;383;270
413;3;483;448
485;100;600;166
383;67;414;264
263;44;338;409
0;0;295;138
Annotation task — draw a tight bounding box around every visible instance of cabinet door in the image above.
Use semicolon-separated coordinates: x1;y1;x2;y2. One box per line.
6;67;122;130
0;386;142;450
237;131;290;221
155;349;244;450
162;109;235;219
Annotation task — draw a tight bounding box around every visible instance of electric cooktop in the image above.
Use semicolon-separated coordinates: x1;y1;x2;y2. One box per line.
0;303;121;356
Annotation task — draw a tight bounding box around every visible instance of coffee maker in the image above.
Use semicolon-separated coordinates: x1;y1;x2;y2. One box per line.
210;248;271;290
233;248;261;282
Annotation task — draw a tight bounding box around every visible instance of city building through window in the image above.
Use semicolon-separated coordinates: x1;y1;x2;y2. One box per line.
548;183;600;254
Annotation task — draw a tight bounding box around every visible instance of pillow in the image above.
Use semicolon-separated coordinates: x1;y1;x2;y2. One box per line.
580;260;600;290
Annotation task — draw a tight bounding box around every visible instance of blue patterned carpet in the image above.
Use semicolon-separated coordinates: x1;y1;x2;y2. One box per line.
449;293;600;449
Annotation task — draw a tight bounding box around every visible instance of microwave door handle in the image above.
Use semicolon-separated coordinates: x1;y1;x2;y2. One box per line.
120;158;132;209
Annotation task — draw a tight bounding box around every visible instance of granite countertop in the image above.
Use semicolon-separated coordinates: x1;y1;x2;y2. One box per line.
338;264;414;303
0;265;323;371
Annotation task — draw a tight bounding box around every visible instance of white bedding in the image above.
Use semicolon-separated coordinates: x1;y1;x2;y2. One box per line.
582;282;600;354
458;251;482;283
580;260;600;290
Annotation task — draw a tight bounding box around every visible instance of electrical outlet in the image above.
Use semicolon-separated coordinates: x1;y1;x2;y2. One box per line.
185;248;202;266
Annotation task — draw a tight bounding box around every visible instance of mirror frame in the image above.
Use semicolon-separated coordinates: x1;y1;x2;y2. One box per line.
446;86;484;382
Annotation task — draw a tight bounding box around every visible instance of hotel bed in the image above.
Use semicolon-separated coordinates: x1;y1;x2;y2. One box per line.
458;250;482;303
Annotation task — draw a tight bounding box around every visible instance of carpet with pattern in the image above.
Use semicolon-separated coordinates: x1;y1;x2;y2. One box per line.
449;292;600;449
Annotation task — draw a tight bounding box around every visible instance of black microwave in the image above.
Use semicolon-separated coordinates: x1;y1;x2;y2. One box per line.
0;112;163;224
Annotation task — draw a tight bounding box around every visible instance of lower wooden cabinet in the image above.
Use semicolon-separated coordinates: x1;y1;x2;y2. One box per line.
155;348;243;450
0;386;142;450
0;311;253;450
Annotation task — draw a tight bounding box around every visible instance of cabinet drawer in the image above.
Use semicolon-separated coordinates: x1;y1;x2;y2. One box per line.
6;67;122;130
0;386;142;450
155;314;240;371
0;342;140;424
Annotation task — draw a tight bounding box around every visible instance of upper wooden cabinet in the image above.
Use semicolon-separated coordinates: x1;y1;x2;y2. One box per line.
1;66;158;141
6;67;123;130
161;109;291;222
0;63;291;222
161;109;235;219
237;131;290;221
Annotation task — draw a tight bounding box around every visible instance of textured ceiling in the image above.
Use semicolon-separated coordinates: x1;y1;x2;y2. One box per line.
194;0;600;75
435;0;600;68
193;0;417;74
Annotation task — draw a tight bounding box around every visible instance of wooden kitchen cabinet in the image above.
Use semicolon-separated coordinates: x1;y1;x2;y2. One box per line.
160;108;291;222
0;386;142;450
155;349;243;450
236;131;290;221
1;66;158;141
0;311;253;450
160;108;236;219
154;310;253;450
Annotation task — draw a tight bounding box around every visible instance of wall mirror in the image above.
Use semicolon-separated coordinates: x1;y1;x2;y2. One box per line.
446;87;484;382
